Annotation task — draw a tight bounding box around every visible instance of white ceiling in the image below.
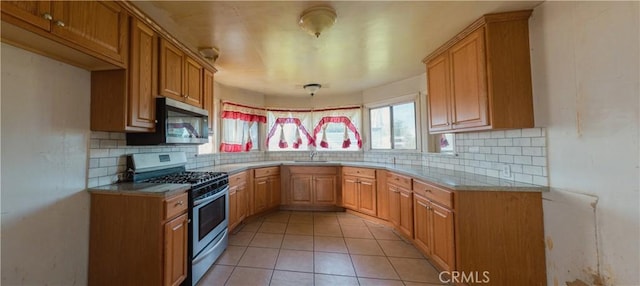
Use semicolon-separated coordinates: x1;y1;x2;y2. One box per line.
133;1;542;97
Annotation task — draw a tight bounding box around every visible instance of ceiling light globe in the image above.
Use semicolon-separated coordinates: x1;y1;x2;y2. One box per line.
299;6;337;38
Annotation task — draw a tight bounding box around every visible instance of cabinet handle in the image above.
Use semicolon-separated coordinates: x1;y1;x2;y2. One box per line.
445;122;450;126
42;13;53;21
55;20;65;27
154;120;158;123
175;201;184;206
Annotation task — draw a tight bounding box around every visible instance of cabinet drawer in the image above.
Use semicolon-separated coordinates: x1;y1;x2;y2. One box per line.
413;180;453;209
290;166;337;175
164;192;188;219
343;167;376;178
254;167;280;178
386;172;412;189
229;171;248;186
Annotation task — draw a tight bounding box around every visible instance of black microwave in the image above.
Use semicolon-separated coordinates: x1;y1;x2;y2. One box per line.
127;97;209;145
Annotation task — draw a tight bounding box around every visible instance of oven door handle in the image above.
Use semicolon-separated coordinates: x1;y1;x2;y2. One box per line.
193;186;229;206
193;229;228;264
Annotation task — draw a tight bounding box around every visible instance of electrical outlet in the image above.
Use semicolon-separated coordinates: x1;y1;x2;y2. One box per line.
501;165;512;179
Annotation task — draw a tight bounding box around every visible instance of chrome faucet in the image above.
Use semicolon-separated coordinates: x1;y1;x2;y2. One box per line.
309;151;318;160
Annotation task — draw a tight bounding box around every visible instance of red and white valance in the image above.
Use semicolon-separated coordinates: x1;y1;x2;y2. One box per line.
266;106;362;151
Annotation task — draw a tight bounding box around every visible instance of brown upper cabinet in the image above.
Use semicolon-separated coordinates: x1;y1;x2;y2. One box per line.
1;0;128;68
160;39;203;108
91;17;158;132
424;10;534;133
203;68;215;131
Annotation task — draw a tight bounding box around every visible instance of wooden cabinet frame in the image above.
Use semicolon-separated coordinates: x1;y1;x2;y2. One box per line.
423;10;534;133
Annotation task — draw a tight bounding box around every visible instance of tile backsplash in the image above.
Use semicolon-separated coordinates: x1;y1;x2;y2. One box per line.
364;128;548;185
87;127;547;187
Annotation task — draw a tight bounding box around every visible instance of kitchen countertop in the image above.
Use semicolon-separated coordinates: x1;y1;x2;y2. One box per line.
193;161;549;192
88;161;548;196
88;182;191;197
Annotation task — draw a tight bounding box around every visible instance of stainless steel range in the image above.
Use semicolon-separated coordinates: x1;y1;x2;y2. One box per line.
128;152;229;286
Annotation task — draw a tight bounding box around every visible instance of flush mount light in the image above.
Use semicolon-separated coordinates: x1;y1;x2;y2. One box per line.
299;6;337;38
198;47;220;62
303;83;322;96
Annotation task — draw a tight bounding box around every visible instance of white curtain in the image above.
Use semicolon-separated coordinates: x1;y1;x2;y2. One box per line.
220;102;266;152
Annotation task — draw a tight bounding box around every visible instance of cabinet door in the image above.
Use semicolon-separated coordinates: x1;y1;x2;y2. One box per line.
413;195;431;255
430;203;455;272
50;1;127;64
449;27;488;129
427;53;451;132
203;68;215;131
228;185;238;229
314;175;336;205
291;175;313;205
237;183;247;222
342;176;358;210
388;185;401;227
184;56;203;107
269;176;281;208
399;187;414;238
159;39;184;101
164;213;188;286
253;177;268;213
1;1;52;31
358;177;377;216
128;18;157;130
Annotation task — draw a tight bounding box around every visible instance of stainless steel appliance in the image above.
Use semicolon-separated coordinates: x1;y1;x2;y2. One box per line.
127;97;209;145
128;152;228;286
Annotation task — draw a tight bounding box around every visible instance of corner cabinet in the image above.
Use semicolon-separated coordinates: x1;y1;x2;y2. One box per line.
424;10;534;133
89;191;189;286
91;17;158;132
159;39;203;108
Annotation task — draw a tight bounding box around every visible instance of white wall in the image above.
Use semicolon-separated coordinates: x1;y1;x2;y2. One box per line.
1;44;91;284
529;2;639;285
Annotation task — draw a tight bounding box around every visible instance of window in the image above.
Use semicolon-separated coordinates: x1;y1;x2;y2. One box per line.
437;133;455;154
370;102;417;150
219;102;265;152
266;107;362;151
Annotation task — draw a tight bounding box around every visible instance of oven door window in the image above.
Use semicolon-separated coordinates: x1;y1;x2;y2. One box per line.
198;196;225;240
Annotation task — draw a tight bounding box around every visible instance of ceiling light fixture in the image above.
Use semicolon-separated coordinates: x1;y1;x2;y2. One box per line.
198;47;220;63
299;6;337;38
303;83;322;96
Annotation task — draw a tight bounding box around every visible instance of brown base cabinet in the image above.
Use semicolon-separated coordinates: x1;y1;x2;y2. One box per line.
387;172;413;239
253;167;281;214
88;191;189;286
286;166;338;207
342;167;377;216
229;171;249;231
413;193;455;272
412;179;546;285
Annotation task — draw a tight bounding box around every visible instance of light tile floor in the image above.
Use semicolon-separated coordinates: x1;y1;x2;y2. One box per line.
198;211;448;286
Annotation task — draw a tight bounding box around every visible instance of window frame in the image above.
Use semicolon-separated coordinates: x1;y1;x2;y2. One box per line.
366;95;419;151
